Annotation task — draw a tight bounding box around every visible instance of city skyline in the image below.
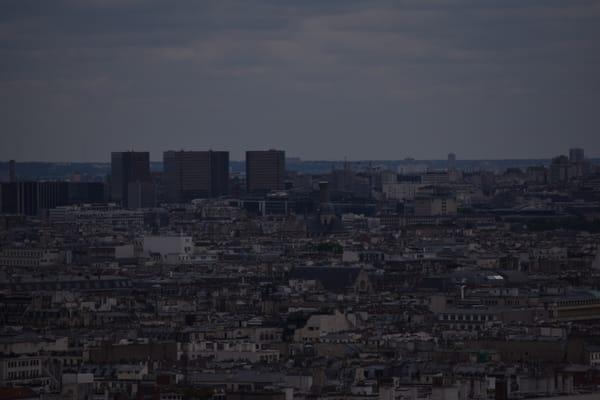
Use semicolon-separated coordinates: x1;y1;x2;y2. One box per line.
1;0;599;161
2;2;600;398
0;147;598;164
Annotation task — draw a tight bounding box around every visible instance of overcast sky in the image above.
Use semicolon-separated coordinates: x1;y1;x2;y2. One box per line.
1;0;599;162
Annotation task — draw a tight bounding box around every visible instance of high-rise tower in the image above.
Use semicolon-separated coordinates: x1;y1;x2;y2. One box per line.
245;150;285;194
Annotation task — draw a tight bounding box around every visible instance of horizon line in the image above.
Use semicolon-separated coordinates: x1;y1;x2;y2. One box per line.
0;156;597;164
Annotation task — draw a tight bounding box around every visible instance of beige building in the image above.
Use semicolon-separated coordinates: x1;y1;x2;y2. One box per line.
414;196;457;217
294;310;355;342
0;248;62;267
382;183;424;200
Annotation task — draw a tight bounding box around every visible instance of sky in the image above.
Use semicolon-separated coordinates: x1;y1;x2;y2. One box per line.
0;0;599;162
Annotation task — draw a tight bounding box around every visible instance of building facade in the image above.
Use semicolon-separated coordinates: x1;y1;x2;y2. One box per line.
246;150;285;194
163;150;229;202
110;151;151;207
0;248;62;267
0;182;104;216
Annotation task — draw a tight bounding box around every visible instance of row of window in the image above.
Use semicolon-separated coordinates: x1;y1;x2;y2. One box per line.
258;333;278;341
441;314;492;322
0;259;41;266
0;250;45;257
6;359;39;368
160;395;182;400
557;299;600;307
19;280;129;290
447;324;481;331
258;354;278;363
7;370;39;379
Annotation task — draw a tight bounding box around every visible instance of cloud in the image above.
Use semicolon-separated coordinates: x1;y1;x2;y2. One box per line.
0;0;599;161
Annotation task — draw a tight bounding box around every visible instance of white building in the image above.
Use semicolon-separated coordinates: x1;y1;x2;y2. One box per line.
587;346;600;366
142;235;193;265
185;341;280;364
0;355;51;390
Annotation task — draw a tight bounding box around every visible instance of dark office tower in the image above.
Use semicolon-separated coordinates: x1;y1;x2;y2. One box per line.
0;181;105;215
37;182;69;211
8;160;16;182
209;151;230;198
127;181;156;209
246;150;286;194
569;148;585;163
67;182;105;204
0;182;38;215
151;171;165;204
163;150;229;202
163;151;206;203
110;151;151;207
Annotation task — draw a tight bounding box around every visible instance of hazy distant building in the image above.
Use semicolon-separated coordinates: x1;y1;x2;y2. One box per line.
448;153;456;171
110;151;151;207
381;173;421;200
569;148;585;163
383;182;424;201
567;148;590;180
380;170;397;185
163;150;229;202
331;167;355;193
398;163;428;175
286;171;312;191
421;171;450;186
8;160;16;183
414;195;457;216
246;150;285;194
447;153;462;182
549;153;589;184
550;155;570;184
526;166;548;184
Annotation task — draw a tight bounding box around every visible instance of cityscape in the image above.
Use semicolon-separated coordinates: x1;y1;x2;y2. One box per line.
1;148;600;400
2;1;600;400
